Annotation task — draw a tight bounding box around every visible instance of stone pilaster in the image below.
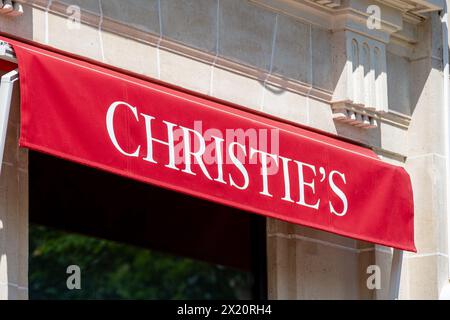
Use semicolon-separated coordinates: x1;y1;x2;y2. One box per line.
0;80;28;300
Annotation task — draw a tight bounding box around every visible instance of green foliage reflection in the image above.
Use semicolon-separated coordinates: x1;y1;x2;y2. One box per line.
29;224;253;300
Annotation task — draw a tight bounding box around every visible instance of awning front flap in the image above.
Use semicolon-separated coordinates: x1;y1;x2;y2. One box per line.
1;35;416;252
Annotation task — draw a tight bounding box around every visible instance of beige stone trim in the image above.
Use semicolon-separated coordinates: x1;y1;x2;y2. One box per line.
268;232;377;253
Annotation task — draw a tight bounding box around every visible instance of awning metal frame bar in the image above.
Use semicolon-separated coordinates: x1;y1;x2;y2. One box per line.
389;249;403;300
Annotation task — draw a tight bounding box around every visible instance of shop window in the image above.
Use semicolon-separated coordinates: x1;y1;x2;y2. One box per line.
29;151;267;300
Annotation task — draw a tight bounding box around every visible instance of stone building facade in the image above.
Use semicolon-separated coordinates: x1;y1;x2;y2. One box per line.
0;0;449;299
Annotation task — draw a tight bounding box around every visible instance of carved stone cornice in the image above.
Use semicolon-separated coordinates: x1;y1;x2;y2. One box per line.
0;0;23;16
253;0;443;43
380;0;442;15
305;0;442;18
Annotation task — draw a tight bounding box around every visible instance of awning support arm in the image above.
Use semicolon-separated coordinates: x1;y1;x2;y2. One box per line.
0;40;16;63
388;249;403;300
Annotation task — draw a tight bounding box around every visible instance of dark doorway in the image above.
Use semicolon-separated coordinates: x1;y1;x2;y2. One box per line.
28;151;267;299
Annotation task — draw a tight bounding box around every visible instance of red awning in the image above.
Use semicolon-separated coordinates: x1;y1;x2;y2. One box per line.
0;35;416;252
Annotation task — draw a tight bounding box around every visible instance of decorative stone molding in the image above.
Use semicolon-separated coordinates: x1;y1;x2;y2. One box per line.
331;30;388;129
303;0;441;18
309;0;342;8
331;100;411;129
332;101;378;128
381;0;443;15
0;0;23;16
345;31;387;110
253;0;442;129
